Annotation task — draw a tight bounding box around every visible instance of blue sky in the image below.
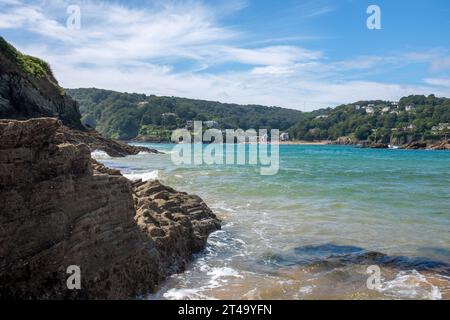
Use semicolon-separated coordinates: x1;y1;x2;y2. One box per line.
1;0;449;110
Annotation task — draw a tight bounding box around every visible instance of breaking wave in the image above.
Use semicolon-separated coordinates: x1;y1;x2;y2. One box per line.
124;170;159;181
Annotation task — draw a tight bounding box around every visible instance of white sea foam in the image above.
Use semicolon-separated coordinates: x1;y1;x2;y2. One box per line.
163;288;209;300
207;267;243;281
90;149;111;160
377;270;442;300
158;266;242;300
124;170;159;181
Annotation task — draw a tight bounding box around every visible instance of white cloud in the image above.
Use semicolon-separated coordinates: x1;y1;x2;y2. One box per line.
424;78;450;87
1;0;450;110
430;56;450;72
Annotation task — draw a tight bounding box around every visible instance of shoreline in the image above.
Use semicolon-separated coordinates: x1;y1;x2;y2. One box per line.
278;140;331;145
129;140;332;146
128;139;450;150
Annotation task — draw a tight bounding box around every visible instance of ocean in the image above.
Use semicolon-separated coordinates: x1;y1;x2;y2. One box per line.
93;144;450;300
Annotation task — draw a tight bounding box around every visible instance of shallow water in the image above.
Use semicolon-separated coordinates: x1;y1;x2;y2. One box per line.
96;144;450;300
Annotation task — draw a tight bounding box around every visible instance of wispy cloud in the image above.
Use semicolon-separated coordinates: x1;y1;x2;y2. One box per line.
1;0;449;110
424;78;450;87
292;0;337;18
430;56;450;72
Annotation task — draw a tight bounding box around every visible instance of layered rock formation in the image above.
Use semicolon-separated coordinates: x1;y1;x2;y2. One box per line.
61;125;158;157
426;140;450;150
330;136;358;145
0;118;220;299
0;37;83;129
402;140;450;150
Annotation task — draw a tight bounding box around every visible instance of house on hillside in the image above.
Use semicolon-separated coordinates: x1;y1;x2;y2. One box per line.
186;120;194;130
364;107;375;114
402;124;416;132
280;132;290;141
203;120;219;129
315;115;329;119
390;101;399;107
382;107;390;113
431;123;450;134
405;105;416;112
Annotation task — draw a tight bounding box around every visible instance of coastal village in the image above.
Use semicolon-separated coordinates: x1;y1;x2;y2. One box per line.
138;100;449;148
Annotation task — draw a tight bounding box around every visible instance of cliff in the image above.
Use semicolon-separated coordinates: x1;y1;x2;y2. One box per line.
0;118;220;299
0;37;83;129
0;37;156;157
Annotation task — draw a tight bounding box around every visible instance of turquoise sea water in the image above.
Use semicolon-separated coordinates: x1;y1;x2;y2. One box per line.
95;144;450;300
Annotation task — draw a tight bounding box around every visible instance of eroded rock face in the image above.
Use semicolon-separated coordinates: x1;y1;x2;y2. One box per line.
0;38;157;158
60;125;159;157
0;54;83;130
0;118;220;299
403;141;428;150
331;136;357;145
133;180;221;273
427;140;450;150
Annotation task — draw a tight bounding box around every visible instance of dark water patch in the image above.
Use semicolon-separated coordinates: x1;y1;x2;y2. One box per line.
418;247;450;260
258;244;450;275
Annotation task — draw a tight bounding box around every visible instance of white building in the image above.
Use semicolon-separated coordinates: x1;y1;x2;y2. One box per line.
382;107;390;113
365;107;375;114
431;123;450;133
405;105;415;112
203;120;219;128
403;124;416;131
280;132;290;141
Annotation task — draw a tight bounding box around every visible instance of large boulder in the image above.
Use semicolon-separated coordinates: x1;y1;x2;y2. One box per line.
0;118;220;299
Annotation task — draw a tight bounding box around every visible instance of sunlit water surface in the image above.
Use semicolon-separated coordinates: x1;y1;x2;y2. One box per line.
94;144;450;300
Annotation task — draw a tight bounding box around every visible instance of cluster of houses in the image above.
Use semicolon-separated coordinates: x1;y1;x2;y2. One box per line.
431;123;450;135
391;124;416;133
260;132;290;142
185;120;219;130
185;120;290;142
354;101;415;115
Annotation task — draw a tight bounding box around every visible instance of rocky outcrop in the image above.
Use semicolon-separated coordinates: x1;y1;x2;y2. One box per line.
403;141;428;150
0;37;157;157
427;140;450;150
60;125;160;157
0;37;83;129
331;136;357;145
399;139;450;150
359;141;389;149
133;180;221;267
0;118;220;299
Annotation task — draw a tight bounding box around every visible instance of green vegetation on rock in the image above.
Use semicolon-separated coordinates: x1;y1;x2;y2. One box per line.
0;36;53;78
